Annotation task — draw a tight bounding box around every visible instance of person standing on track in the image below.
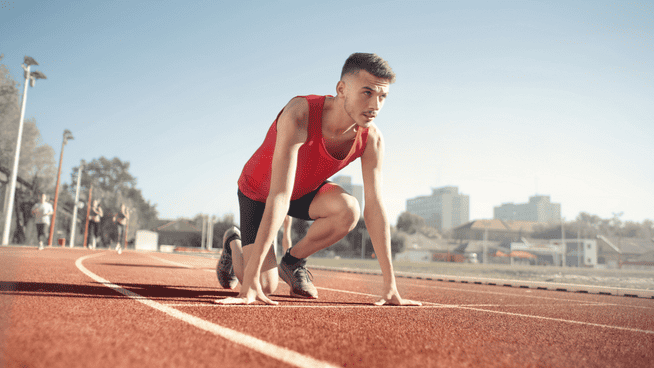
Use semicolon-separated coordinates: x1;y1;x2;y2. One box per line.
112;203;129;254
216;53;421;306
31;193;54;250
89;199;103;250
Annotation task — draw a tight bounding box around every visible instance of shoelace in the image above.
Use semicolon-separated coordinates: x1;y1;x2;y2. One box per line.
292;266;313;283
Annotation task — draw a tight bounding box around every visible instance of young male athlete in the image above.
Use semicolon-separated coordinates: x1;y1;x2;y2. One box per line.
217;53;420;306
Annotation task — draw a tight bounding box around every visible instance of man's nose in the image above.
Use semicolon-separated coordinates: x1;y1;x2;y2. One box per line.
370;96;383;111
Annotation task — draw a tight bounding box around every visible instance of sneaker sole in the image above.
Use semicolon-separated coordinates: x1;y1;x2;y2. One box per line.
217;271;238;289
289;290;318;299
278;268;319;299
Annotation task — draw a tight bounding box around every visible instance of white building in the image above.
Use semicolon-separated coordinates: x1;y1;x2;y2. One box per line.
494;195;561;223
406;186;469;231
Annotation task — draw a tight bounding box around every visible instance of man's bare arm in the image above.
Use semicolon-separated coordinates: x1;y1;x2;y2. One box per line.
218;97;308;305
361;126;421;306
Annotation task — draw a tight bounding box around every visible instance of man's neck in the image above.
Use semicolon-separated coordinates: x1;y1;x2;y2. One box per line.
322;96;357;138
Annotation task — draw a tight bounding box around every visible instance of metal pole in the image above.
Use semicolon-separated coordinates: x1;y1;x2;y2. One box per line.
201;215;206;250
48;130;72;246
48;139;66;246
207;216;215;250
561;220;566;267
124;214;128;249
483;228;488;264
577;229;581;267
69;163;83;247
83;185;93;248
1;65;31;245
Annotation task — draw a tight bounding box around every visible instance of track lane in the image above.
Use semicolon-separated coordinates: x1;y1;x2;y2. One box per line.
2;248;653;367
76;252;339;368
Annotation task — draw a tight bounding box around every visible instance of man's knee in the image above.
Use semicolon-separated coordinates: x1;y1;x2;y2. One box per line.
335;195;360;232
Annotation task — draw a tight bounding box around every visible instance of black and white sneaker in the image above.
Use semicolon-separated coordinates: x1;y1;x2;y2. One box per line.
278;250;318;299
216;227;240;289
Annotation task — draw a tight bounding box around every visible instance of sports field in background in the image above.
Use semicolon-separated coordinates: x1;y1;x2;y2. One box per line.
304;256;654;291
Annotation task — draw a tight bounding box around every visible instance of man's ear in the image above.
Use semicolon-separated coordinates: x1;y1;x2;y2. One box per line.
336;79;346;97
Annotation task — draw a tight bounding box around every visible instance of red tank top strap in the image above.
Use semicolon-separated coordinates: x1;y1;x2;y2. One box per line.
304;95;325;139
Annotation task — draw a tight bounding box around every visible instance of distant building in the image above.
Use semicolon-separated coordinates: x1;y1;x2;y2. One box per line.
596;236;654;270
453;219;539;242
494;195;561;223
406;186;469;231
332;175;363;213
151;219;201;248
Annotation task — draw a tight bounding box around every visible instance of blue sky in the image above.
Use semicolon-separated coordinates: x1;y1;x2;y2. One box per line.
1;0;652;225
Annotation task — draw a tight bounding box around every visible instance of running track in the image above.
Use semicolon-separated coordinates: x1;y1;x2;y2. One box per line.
1;247;653;368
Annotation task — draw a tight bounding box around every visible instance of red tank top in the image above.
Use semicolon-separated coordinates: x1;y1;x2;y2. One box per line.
238;95;369;202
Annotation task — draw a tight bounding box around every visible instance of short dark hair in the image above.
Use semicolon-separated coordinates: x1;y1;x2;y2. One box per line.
340;53;396;83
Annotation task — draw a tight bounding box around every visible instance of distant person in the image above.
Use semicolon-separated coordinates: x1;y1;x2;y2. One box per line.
89;199;103;249
31;193;53;250
216;53;420;306
112;203;129;254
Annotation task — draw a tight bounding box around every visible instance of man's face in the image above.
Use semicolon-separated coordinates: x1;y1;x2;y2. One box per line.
340;70;390;128
41;194;47;203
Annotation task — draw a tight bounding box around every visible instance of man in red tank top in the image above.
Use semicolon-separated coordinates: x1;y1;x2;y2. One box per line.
216;53;421;307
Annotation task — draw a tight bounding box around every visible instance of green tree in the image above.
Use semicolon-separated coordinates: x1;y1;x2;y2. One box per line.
65;157;158;247
396;212;426;234
328;219;406;259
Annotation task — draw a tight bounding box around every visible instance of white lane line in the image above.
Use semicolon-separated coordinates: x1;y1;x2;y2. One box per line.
165;303;433;308
163;303;532;308
455;305;654;335
315;287;654;335
329;273;654;310
147;254;201;269
145;254;654;335
75;253;338;368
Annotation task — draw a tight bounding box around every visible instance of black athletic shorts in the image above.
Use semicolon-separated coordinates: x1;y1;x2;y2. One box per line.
35;223;46;241
238;181;330;247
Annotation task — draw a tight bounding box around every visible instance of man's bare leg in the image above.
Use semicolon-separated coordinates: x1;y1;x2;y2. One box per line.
277;184;359;298
281;216;293;253
289;184;360;258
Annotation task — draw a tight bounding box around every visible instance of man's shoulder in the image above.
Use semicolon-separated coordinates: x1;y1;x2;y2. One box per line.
284;96;311;113
279;97;312;132
365;123;383;141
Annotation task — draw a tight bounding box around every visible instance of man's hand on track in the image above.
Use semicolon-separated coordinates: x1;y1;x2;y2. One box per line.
214;284;278;305
374;288;422;306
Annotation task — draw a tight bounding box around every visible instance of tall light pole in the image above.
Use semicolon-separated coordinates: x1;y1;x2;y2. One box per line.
207;216;215;249
201;214;207;250
2;56;47;246
69;161;84;247
48;129;74;246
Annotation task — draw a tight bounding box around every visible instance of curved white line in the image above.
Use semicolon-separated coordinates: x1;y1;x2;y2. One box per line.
75;253;338;368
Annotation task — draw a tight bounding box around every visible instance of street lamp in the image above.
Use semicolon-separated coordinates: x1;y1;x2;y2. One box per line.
69;160;85;247
48;129;74;246
1;56;47;246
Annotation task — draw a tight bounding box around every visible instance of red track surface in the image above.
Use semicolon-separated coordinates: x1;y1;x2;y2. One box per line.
1;247;653;368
